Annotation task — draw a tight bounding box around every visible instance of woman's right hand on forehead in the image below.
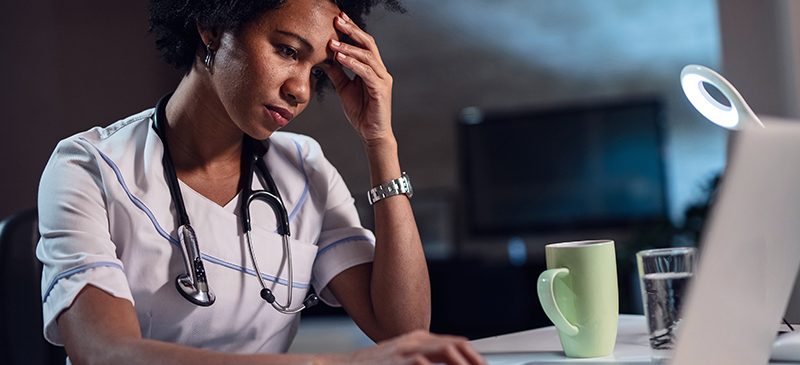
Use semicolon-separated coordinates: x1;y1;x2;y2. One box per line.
325;330;487;365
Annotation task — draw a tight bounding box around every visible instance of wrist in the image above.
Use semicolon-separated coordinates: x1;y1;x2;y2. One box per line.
314;353;348;365
364;139;401;184
363;134;397;152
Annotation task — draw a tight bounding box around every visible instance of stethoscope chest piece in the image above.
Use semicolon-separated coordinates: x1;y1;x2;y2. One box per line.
175;224;216;306
176;274;216;307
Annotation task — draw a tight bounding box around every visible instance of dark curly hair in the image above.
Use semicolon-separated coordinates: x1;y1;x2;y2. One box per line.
149;0;404;72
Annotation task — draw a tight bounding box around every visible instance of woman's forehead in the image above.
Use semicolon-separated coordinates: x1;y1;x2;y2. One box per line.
258;0;342;45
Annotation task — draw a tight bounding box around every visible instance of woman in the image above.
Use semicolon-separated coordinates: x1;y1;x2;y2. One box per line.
36;0;485;364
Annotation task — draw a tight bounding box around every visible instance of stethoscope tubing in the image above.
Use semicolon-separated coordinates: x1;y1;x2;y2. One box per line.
243;160;314;314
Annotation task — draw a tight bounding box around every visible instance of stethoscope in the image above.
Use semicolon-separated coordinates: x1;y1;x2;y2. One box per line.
153;94;318;314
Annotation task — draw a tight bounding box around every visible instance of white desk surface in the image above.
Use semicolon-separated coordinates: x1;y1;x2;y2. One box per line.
471;315;656;364
470;314;799;364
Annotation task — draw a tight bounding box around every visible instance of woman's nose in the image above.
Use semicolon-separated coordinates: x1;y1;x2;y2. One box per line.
281;73;310;106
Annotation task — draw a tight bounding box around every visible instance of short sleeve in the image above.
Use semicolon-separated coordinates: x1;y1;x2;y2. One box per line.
36;137;134;346
300;138;375;307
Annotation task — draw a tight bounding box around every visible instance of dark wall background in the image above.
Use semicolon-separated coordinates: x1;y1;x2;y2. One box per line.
0;1;179;218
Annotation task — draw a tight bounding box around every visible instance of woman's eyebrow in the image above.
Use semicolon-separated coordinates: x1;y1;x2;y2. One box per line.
276;29;335;65
276;30;313;51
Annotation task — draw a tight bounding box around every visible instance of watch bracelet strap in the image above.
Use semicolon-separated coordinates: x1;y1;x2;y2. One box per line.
367;173;411;205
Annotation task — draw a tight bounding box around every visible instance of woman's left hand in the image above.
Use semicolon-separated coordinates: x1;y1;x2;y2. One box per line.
326;12;394;146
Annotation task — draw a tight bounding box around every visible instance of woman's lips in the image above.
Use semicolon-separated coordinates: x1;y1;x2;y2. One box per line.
265;105;293;127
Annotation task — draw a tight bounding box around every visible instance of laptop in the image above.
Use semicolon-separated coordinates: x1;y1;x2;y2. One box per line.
670;118;800;364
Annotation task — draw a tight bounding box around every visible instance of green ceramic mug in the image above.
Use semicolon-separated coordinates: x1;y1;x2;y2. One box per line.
537;239;619;358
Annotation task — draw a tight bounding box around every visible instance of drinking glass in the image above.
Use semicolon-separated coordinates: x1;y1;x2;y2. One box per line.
636;247;696;350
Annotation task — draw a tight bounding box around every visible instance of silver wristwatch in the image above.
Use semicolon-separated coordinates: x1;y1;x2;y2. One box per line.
367;172;413;205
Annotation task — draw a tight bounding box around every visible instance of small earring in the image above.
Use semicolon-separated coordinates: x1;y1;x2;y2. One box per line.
204;42;215;73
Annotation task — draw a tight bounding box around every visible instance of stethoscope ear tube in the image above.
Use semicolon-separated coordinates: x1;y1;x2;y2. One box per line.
242;145;317;313
244;191;291;235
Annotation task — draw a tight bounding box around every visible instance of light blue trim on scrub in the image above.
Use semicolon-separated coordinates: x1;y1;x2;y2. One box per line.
81;137;310;289
201;255;309;289
43;261;124;302
287;140;310;223
317;236;374;258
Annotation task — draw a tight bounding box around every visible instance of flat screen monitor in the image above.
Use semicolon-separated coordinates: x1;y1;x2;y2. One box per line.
458;98;668;236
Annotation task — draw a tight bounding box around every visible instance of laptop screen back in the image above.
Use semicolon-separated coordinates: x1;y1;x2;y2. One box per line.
671;120;800;364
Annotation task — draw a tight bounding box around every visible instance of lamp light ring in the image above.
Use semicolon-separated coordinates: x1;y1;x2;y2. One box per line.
680;64;764;130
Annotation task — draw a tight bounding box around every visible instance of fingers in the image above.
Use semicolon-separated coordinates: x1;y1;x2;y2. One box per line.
416;338;472;365
457;340;486;365
335;51;378;80
329;12;391;92
396;330;486;365
327;48;390;99
330;39;386;79
323;11;395;141
347;330;486;365
406;355;433;365
426;344;471;365
432;335;484;364
335;12;382;58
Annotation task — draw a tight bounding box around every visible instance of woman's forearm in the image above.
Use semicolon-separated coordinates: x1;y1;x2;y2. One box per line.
81;338;327;365
364;136;432;335
60;286;342;365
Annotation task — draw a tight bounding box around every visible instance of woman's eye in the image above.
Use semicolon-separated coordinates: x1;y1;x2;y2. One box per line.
311;68;326;80
278;45;298;60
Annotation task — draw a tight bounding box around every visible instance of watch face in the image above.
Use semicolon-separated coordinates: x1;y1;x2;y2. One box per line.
403;173;413;197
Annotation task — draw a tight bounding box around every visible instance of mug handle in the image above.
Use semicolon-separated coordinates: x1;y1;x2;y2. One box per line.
537;268;579;336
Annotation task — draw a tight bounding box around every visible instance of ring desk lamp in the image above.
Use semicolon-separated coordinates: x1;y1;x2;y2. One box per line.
680;64;765;130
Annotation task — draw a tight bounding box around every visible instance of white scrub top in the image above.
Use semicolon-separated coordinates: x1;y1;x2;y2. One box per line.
36;108;376;354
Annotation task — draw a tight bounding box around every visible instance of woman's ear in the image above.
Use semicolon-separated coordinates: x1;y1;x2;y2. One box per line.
196;23;221;47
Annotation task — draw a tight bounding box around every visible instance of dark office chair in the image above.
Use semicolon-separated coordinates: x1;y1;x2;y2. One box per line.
0;209;67;365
